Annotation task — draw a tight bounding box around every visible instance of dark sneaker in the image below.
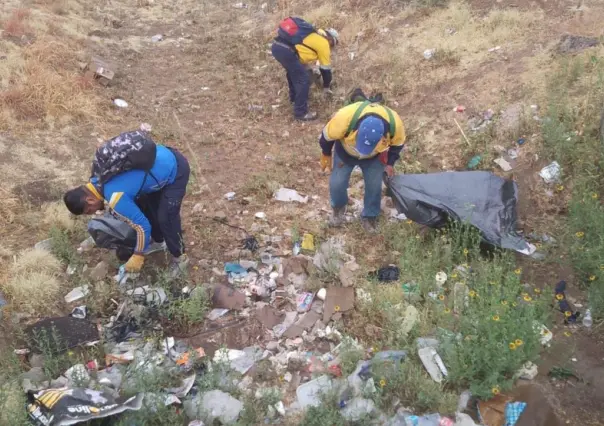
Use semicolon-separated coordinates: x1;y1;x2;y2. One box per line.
361;217;379;234
169;254;190;279
143;240;166;255
328;207;346;227
295;112;318;121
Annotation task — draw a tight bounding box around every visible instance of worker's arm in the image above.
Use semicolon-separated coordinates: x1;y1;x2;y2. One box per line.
387;113;407;166
106;191;150;254
307;34;333;88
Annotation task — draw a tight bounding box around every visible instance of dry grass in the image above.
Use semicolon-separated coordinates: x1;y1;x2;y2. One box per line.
2;247;62;315
42;201;76;232
1;8;31;38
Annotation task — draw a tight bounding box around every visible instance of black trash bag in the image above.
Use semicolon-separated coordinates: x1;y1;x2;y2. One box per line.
87;214;137;261
385;171;533;254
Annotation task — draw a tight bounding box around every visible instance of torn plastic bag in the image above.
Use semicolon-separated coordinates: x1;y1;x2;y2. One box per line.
385;171;534;254
88;214;137;260
27;387;143;425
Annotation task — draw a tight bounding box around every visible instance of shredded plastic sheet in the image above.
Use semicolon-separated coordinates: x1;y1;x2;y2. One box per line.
88;214;137;251
386;171;534;254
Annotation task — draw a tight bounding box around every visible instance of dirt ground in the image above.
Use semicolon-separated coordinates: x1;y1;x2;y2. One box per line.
2;0;604;423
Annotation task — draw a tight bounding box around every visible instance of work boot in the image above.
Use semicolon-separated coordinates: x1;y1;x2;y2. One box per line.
143;240;166;255
295;112;318;122
328;207;346;227
361;217;379;234
169;254;189;279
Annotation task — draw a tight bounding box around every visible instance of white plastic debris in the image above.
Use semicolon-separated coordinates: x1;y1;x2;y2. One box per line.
232;2;247;8
255;212;266;220
64;285;90;303
423;48;436;59
274;188;308;203
151;34;163;42
418;347;447;383
140;122;152;132
207;308;229;320
224;192;236;201
494;157;513;171
316;288;327;301
488;46;501;52
296;375;332;408
435;272;447;286
517;361;538;380
534;322;553;346
539;161;561;183
113;98;128;108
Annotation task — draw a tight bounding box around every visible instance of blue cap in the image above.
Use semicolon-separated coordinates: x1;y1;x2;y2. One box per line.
355;116;385;156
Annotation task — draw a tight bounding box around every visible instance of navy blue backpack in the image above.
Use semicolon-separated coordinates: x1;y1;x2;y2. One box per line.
277;17;316;46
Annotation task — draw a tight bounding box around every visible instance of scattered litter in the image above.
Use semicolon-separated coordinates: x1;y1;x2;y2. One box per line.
494;157;514;171
534;322;553;346
274;187;309;203
113;98;128;108
372;265;400;282
400;305;419;337
341;398;376;422
35;238;54;252
554;280;580;324
64;285;90;303
65;364;90;385
187;390;243;424
207;308;229;321
517;137;526;145
66;264;77;275
583;308;593;327
358;350;407;380
224;192;236;200
316;288;327;301
301;233;315;251
296;292;314;312
151;34;163;42
418;347;447;383
70;306;87;319
423;48;436;59
27;389;143;426
165;374;196;398
83;55;116;86
435;272;447;287
232;2;248;8
296;375;332;408
488;46;501;52
539;161;561;183
467;155;481;170
517;361;538;380
478;394;513;426
557;34;600;54
212;284;245;310
256;305;284;329
504;402;527;426
255;212;266;220
507;148;519;159
140;122;152;132
455;105;466;113
323;287;355;322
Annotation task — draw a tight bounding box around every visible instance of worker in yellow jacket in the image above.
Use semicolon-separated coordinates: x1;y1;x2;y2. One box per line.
319;100;406;232
271;17;338;121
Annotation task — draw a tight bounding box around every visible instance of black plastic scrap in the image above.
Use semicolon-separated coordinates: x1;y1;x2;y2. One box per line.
385;171;533;253
370;265;400;282
554;280;580;324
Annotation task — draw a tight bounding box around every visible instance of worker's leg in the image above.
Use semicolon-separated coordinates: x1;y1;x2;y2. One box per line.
329;151;355;210
286;72;295;103
359;156;385;218
272;43;306;115
138;192;164;244
156;149;190;258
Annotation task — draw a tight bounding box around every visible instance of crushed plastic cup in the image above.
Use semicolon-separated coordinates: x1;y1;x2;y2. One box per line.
539;161;561;183
435;272;447;286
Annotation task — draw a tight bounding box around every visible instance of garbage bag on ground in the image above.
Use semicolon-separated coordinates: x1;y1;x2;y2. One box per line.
385;171;534;254
27;387;143;425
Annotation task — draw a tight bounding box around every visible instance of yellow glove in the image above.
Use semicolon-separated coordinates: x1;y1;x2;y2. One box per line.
124;254;145;272
320;154;332;172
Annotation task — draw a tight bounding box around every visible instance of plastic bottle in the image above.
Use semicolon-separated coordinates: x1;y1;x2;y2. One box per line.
583;309;593;327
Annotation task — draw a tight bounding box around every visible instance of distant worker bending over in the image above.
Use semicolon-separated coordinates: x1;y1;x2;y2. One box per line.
271;17;338;121
63;130;190;276
319;99;406;233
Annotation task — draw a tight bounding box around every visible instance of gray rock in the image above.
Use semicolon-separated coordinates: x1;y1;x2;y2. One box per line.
558;34;599;54
21;367;47;384
34;238;53;252
89;261;109;282
199;390;243;424
341;398;375;422
29;354;45;369
266;341;280;352
50;376;69;388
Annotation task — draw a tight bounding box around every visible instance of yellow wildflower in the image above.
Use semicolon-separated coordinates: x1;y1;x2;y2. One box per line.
438;294;445;301
555;184;564;192
523;295;532;302
555;293;564;301
592;193;599;199
564;331;572;337
492;386;500;395
575;231;584;238
514;268;522;275
406;219;413;225
468;290;476;298
589;275;596;281
509;342;517;350
564;311;572;318
463;248;469;256
533;288;541;294
501;300;508;306
444;308;451;314
515;339;523;346
492;315;500;321
334;305;341;312
379;379;386;388
451;272;458;279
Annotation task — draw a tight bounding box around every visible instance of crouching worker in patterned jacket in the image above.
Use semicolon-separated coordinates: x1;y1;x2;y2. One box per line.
63;130;190;277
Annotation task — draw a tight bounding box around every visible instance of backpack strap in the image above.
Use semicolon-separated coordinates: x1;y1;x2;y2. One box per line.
345;101;371;137
345;101;397;139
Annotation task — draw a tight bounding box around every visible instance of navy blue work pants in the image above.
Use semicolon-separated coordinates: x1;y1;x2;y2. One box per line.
271;42;310;118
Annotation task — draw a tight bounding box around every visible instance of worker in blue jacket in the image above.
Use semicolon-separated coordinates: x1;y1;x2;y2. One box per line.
63;142;190;277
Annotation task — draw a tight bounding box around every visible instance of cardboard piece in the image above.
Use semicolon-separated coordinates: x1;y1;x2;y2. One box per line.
83;55;116;86
323;287;355;323
283;311;321;338
212;284;245;310
256;305;285;329
478;394;514;426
